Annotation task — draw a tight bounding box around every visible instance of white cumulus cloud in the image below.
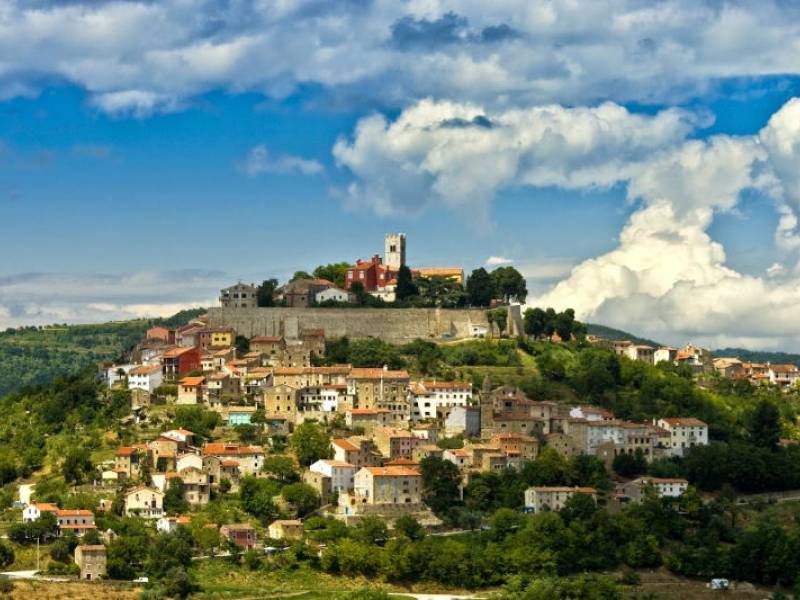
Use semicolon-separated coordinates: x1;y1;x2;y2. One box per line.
334;98;698;216
335;96;800;349
2;1;800;113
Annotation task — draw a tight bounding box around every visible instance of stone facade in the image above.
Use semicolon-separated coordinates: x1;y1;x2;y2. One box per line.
208;307;492;344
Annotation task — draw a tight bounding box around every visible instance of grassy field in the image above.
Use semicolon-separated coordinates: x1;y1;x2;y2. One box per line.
4;579;140;600
190;560;473;599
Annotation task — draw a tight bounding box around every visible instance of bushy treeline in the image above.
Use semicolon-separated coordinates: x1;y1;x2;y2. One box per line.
316;336;521;373
308;489;800;594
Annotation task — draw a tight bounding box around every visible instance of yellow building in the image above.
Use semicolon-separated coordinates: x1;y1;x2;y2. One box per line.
347;368;409;412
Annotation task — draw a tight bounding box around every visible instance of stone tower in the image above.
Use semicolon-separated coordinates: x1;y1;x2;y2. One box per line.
384;233;406;269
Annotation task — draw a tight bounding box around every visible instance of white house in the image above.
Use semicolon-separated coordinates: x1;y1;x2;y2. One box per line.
768;364;800;386
654;347;678;364
123;486;164;519
156;515;191;534
315;287;354;304
656;418;709;457
128;364;163;392
309;459;357;494
161;429;195;446
23;502;59;522
624;344;655;364
176;453;203;472
623;477;688;502
409;381;472;422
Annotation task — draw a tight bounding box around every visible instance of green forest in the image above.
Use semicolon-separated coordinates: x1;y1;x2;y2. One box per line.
0;308;205;396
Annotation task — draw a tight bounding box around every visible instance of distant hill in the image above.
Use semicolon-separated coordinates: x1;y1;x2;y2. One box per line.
713;347;800;365
586;323;662;347
0;307;206;396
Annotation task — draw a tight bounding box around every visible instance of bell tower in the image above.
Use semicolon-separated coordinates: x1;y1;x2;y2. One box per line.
384;233;406;269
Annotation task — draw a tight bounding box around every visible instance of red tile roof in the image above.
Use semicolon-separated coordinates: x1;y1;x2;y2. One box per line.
362;466;420;477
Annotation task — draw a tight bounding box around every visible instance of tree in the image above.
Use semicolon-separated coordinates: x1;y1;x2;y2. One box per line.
354;516;388;545
239;476;279;522
490;266;527;303
466;268;494;307
290;422;331;466
313;263;352;288
145;530;193;579
164;478;190;515
159;566;197;599
420;456;462;514
612;450;648;478
350;282;369;306
234;423;259;444
256;279;278;307
560;492;597;522
235;335;250;354
292;271;313;281
524;307;547;338
107;534;148;580
394;515;425;541
554;308;576;341
62;447;93;484
0;542;14;568
281;482;320;517
262;455;299;483
49;535;78;562
749;399;781;450
172;405;220;439
395;265;418;301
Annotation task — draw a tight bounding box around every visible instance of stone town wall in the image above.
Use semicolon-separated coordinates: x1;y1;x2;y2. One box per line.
207;306;493;344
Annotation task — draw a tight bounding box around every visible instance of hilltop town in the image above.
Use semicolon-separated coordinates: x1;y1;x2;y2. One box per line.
2;236;800;598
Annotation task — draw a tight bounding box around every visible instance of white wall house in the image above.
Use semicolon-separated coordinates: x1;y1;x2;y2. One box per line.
309;459;356;494
624;344;655;364
654;347;678;364
128;364;163;392
409;381;472;421
656;418;709;457
315;287;354;304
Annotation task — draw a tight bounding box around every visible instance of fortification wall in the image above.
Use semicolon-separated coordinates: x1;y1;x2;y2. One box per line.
207;306;492;344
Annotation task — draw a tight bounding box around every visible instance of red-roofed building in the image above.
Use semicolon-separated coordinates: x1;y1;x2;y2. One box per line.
202;443;264;475
56;509;96;536
147;326;176;344
162;346;201;381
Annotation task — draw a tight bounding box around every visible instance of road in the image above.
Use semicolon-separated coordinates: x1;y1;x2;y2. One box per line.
0;570;68;582
403;594;485;599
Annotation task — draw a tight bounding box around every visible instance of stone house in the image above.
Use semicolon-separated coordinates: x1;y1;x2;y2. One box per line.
219;283;258;308
123;486;164;519
524;486;597;513
74;545;106;580
268;519;303;540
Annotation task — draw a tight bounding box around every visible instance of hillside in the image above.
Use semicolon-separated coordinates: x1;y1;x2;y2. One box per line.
585;322;662;347
713;347;800;365
0;308;206;396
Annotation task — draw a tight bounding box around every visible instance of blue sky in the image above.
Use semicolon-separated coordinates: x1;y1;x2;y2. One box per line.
3;1;800;350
